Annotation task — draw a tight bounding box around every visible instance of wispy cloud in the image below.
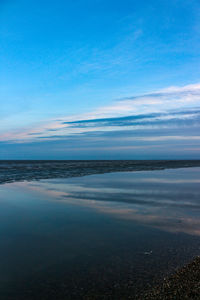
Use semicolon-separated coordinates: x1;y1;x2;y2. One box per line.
1;83;200;143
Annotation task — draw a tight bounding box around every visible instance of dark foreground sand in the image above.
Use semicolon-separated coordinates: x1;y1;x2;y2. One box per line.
141;256;200;299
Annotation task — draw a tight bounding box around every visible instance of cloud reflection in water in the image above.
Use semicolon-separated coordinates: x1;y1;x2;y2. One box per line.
17;167;200;236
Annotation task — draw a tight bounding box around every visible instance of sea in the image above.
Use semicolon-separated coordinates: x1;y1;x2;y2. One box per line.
0;160;200;299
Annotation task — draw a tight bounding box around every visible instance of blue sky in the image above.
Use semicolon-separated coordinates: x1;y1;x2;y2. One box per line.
1;0;200;159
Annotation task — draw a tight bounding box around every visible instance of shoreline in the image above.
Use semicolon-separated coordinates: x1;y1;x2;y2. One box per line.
1;160;200;185
141;256;200;299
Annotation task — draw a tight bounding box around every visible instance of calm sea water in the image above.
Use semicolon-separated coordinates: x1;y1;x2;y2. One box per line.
0;167;200;299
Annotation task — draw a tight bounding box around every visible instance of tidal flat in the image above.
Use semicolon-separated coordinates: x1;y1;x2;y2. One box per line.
0;161;200;299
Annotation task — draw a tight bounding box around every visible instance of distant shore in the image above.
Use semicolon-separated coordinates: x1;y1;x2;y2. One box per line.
1;160;200;185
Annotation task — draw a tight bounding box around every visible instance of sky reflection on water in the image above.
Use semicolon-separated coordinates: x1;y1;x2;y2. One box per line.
3;167;199;237
0;167;200;298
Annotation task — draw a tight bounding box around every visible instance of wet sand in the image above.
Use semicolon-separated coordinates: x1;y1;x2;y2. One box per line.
1;160;200;184
141;256;200;299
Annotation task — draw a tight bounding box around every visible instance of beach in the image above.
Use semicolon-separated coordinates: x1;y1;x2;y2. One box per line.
142;256;200;299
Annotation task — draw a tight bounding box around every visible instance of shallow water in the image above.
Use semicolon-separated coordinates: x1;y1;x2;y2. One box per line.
0;167;200;299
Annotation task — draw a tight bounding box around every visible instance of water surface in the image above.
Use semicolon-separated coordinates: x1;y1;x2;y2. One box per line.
0;167;200;299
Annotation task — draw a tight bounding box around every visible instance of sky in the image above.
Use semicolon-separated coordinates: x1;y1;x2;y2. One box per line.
0;0;200;159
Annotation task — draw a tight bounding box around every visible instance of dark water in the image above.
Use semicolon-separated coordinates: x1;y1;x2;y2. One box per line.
0;167;200;299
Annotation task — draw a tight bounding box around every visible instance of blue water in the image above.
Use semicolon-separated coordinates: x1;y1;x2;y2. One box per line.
0;167;200;299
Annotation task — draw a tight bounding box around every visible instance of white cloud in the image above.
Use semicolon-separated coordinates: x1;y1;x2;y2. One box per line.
1;82;200;142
